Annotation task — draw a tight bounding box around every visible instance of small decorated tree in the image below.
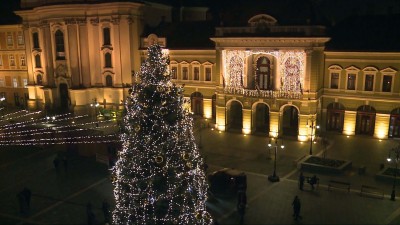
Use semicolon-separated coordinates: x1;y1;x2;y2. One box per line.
112;44;212;225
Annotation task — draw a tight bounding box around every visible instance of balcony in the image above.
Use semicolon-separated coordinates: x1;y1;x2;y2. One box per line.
223;87;303;99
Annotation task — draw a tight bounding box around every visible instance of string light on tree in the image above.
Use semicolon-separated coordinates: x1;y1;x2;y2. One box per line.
112;44;212;224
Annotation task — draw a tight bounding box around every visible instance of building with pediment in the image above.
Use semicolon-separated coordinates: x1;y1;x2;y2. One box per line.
0;0;400;141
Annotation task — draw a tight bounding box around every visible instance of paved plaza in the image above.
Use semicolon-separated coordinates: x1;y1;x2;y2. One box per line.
0;121;400;224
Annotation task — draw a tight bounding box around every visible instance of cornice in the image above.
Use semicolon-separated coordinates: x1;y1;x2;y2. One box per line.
210;37;330;49
325;51;400;57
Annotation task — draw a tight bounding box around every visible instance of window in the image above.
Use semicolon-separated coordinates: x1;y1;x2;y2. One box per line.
106;75;113;87
13;78;18;88
20;56;26;67
382;75;392;92
193;67;200;80
171;67;177;79
105;53;112;68
35;55;41;68
103;27;111;45
347;74;356;90
0;78;4;87
182;67;188;80
0;56;2;66
205;68;211;81
330;73;339;89
18;33;24;45
364;74;374;91
9;55;15;66
23;79;27;88
55;30;65;59
32;32;40;48
36;74;43;85
7;34;13;46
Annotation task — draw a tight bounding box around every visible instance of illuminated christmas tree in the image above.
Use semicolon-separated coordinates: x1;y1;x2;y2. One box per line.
112;44;212;225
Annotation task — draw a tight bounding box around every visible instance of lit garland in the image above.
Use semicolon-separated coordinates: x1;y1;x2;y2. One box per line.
221;49;305;94
112;44;212;225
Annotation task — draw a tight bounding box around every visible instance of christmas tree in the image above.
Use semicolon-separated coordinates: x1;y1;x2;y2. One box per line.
112;44;212;225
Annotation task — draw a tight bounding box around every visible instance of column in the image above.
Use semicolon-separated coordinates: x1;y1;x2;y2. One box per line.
374;113;390;139
298;114;310;141
343;110;357;136
216;105;226;131
203;98;212;119
269;111;279;137
242;108;251;134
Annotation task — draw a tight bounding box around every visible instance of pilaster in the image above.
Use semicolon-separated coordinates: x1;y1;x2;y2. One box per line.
343;110;357;136
374;113;390;139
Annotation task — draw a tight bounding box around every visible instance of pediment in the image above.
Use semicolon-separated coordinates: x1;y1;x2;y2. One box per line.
380;67;397;74
248;14;277;27
345;66;360;72
328;64;343;70
362;66;378;72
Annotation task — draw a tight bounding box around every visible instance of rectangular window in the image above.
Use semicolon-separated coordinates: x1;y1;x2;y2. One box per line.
23;79;28;88
13;78;18;88
18;34;24;45
103;27;111;45
382;75;392;92
32;32;40;48
364;74;374;91
193;67;199;80
9;55;15;66
330;73;339;89
182;67;188;80
20;56;26;67
205;68;211;81
0;56;2;66
347;74;356;90
35;55;41;68
171;67;177;79
7;34;13;46
0;78;4;87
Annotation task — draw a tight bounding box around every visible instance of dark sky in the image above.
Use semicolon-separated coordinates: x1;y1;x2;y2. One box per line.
0;0;21;24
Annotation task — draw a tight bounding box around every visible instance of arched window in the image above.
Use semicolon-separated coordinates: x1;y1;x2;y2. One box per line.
105;53;112;68
103;27;111;45
256;56;271;90
34;54;41;68
55;30;65;59
106;75;113;87
32;32;40;48
37;74;43;85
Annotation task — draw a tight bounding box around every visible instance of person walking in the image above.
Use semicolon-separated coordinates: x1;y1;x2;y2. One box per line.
299;172;305;190
292;195;302;221
22;187;31;210
310;175;318;190
16;191;26;215
237;202;246;225
86;202;96;225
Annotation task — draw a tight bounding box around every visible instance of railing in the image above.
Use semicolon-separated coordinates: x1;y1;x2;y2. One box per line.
223;87;303;99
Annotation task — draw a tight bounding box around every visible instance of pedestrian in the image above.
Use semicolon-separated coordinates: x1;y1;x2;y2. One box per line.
310;175;318;190
102;199;110;223
292;195;302;221
86;202;96;225
237;202;245;225
22;187;32;210
53;156;60;172
16;191;26;214
237;189;247;207
62;156;68;173
299;172;305;190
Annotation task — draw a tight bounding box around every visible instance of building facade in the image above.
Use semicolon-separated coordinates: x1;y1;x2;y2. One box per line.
1;0;399;141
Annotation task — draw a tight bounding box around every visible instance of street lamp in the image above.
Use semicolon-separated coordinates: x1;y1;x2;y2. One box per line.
267;137;284;182
307;115;319;155
387;143;400;201
90;98;99;121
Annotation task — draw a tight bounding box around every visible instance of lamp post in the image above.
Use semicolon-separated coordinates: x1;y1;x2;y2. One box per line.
308;115;319;155
90;98;99;121
267;137;284;182
387;143;400;201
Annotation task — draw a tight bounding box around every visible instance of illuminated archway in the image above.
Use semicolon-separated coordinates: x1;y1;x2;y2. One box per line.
356;105;376;135
389;108;400;138
326;102;345;132
190;92;203;116
253;102;270;133
227;100;243;131
281;105;299;136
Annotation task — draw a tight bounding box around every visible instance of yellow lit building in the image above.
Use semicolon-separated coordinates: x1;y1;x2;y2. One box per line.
1;0;399;140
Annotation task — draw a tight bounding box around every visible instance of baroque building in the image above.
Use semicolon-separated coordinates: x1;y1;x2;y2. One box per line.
1;0;400;141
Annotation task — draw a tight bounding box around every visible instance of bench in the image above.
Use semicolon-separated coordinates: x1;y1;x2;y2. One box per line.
360;185;384;199
328;180;351;192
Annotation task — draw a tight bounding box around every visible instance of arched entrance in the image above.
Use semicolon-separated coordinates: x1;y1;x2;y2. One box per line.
191;92;203;116
326;102;345;132
389;108;400;138
59;83;69;112
356;105;376;135
212;94;216;123
253;103;270;133
227;100;243;131
282;105;298;136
